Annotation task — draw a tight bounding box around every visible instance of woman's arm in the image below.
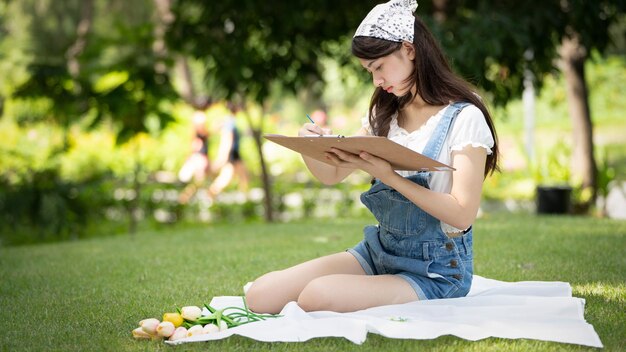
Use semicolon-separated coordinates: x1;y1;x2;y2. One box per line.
386;146;486;230
327;145;487;230
298;123;369;185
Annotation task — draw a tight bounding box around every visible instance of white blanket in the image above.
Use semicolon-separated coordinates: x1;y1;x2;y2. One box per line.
165;276;603;347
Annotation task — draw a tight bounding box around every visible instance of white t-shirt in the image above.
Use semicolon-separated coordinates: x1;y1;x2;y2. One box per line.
362;104;494;232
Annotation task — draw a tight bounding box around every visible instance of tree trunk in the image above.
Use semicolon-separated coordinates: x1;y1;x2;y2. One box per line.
433;0;454;23
175;56;212;109
65;0;94;88
154;0;212;110
63;2;94;149
152;0;172;74
559;32;597;211
244;108;274;222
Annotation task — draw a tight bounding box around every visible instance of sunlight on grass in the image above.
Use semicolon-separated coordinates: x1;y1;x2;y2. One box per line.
574;282;626;302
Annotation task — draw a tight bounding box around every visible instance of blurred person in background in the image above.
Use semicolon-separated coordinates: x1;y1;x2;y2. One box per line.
178;110;212;204
309;109;329;128
207;102;250;200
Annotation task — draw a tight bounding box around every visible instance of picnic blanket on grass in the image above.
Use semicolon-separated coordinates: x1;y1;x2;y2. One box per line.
165;275;603;348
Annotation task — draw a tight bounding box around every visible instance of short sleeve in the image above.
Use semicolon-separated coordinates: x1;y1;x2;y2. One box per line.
448;105;494;155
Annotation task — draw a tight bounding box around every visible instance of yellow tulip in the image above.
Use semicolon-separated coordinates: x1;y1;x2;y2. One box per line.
163;312;184;327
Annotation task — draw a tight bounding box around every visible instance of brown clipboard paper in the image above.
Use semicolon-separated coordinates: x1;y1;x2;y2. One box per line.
264;134;455;172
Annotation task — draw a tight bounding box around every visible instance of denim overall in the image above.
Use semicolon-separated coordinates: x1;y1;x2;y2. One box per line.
348;102;473;300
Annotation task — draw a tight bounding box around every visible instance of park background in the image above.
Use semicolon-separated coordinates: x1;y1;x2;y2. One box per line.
0;1;624;244
0;1;625;351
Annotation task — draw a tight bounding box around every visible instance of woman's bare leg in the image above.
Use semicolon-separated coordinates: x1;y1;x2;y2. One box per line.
178;156;208;204
297;273;418;313
233;161;249;192
245;252;365;313
245;252;418;313
208;163;234;198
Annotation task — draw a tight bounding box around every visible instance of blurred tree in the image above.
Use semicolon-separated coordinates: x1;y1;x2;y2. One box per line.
165;0;380;221
166;0;624;217
2;0;623;224
554;1;625;210
5;0;177;142
421;0;625;209
0;0;179;234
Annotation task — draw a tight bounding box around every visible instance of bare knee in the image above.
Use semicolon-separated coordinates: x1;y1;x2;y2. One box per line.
297;277;335;312
244;271;284;314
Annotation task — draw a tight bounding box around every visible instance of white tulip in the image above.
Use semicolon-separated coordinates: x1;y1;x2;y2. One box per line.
132;327;153;340
219;320;228;331
169;327;188;341
202;323;219;334
156;321;175;337
180;306;202;321
187;324;205;337
139;318;160;335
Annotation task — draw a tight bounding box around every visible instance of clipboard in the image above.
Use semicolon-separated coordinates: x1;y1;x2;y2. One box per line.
264;134;454;172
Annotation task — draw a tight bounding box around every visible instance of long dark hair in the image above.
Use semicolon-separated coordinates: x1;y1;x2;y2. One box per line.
351;16;499;176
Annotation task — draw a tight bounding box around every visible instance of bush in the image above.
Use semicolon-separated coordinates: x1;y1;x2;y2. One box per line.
0;168;115;245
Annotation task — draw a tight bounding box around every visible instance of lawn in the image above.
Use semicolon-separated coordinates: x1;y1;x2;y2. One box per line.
1;213;624;351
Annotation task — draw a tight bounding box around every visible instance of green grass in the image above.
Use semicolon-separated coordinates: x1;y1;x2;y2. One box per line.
1;213;624;351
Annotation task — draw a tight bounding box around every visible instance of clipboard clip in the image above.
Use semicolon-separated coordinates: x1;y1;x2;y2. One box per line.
304;134;345;138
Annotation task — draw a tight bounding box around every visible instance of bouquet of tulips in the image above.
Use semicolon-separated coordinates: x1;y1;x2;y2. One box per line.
132;301;281;341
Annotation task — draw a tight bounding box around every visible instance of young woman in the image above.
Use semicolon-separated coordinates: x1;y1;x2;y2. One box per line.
246;0;499;314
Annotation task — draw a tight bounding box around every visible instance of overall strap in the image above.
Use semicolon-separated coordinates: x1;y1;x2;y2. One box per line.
420;102;470;161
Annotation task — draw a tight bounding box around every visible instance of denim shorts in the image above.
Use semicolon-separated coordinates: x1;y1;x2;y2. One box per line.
347;225;473;300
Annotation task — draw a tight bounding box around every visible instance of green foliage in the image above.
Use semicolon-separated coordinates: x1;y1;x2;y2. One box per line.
2;0;625;135
164;0;625;106
421;1;625;105
0;168;114;245
587;54;626;125
3;0;177;141
1;0;625;242
596;147;617;200
483;55;626;205
604;143;626;182
532;141;572;186
166;0;380;103
482;169;535;202
0;104;186;244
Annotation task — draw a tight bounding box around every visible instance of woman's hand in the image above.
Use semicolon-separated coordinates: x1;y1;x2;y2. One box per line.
298;123;332;137
325;148;397;183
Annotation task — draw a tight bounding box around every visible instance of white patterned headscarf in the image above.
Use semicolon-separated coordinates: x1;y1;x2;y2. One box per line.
354;0;418;43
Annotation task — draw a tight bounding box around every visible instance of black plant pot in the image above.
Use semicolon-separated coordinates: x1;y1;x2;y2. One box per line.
536;185;572;214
